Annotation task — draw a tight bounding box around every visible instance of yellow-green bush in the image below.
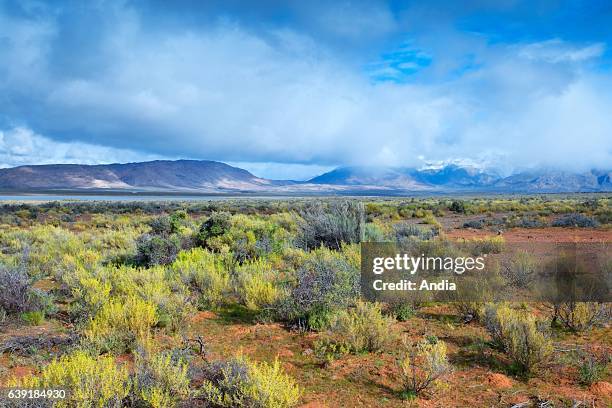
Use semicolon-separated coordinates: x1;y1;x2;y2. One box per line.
134;349;190;408
467;236;504;255
199;355;300;408
484;303;552;374
398;336;451;397
171;248;230;308
85;296;158;353
554;302;607;332
234;259;283;311
10;350;131;408
318;301;395;354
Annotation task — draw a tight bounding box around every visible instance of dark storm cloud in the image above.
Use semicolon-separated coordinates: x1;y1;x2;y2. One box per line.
0;0;610;177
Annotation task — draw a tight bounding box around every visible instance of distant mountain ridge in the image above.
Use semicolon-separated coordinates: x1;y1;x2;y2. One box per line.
308;165;612;193
0;160;609;194
0;160;279;193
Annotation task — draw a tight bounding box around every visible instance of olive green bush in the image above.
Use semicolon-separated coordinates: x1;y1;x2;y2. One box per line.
317;301;395;354
197;355;300;408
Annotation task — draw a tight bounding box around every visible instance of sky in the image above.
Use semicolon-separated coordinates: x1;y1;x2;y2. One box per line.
0;0;611;180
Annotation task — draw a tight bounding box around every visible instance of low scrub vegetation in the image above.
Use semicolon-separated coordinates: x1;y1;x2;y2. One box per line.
198;355;300;407
0;197;609;406
484;303;552;375
398;336;451;398
316;301;395;357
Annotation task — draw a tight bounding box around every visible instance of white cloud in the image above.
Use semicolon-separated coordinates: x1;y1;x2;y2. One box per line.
0;127;161;168
517;39;605;63
0;4;610;176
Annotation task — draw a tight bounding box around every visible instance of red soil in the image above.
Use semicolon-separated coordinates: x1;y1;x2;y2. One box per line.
446;227;612;243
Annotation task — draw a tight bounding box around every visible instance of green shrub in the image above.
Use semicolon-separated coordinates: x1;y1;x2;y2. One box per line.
10;350;131;407
21;310;44;325
297;201;363;250
576;347;609;386
278;246;359;326
171;248;230;308
197;211;231;248
234;260;283;312
503;250;537;288
398;336;451;398
449;200;466;213
484;303;552;375
198;355;300;408
554;302;607;332
392;302;416;322
136;233;181;266
466;236;504;255
318;301;395;354
85;296;158;353
133;348;191;408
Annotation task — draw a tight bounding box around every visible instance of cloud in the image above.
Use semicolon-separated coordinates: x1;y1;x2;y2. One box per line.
0;2;610;176
517;39;605;63
0;127;161;168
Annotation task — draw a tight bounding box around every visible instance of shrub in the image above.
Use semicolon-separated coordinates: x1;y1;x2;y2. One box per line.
466;236;504;255
554;302;607;332
484;303;552;375
234;260;283;312
453;302;485;323
171;248;230;308
318;301;395;354
10;350;131;407
149;215;173;235
552;213;599;228
69;270;112;322
392;302;416;322
363;222;385;242
503;250;537;288
463;219;485;229
449;200;466;213
576;346;609;386
198;355;300;408
136;233;181;266
0;254;41;314
85;296;158;353
297;201;363;250
133;348;191;408
279;246;359;325
393;222;436;242
197;211;231;248
398;336;451;398
21;310;44;325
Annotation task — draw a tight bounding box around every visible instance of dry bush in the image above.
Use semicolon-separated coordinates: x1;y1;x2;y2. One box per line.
197;355;300;408
554;302;608;332
503;250;538;288
398;336;451;398
297;201;364;250
484;303;552;375
318;301;395;354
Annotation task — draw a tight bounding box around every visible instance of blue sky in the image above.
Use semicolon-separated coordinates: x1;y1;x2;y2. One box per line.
0;0;611;179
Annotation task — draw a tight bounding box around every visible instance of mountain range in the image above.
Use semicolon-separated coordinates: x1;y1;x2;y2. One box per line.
0;160;610;194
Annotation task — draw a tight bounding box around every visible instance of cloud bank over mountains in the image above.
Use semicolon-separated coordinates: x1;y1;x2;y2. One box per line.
0;1;610;179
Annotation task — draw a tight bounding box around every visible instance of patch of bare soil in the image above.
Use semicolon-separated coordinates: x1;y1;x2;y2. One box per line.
446;227;612;243
486;372;513;389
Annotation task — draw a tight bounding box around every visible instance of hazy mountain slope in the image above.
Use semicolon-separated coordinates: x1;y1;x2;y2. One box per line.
308;166;430;190
308;165;611;192
492;169;612;192
0;160;274;192
0;160;609;193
